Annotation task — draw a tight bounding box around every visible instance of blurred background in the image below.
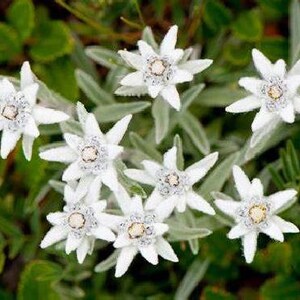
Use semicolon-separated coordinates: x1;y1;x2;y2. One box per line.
0;0;300;299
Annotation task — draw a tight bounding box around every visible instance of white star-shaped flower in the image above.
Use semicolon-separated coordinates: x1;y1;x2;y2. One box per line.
214;165;299;263
115;25;212;111
125;146;218;215
40;180;116;263
226;49;300;131
107;186;178;277
0;62;69;160
40;106;132;193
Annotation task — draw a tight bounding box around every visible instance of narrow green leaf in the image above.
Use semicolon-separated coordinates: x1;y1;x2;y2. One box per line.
142;26;158;50
152;98;170;144
95;250;120;273
49;180;65;195
290;0;300;64
181;83;205;111
173;135;184;170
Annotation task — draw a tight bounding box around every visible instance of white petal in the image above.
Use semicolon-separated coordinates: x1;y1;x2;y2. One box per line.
90;200;106;213
105;114;132;145
273;59;286;78
76;238;90;264
163;146;177;169
97;213;124;231
242;231;257;263
279;103;295;123
113;185;132;215
153;223;169;236
176;196;187;213
65;234;83;254
139;244;158;265
64;133;82;151
39;146;78;163
238;77;262;95
33;106;69;124
142;160;162;177
106;144;123;160
171;69;193;84
64;185;76;203
115;85;148;97
22;83;39;106
113;233;131;248
118;50;143;70
20;61;34;90
251;108;275;131
214;199;240;218
23;117;39;138
115;246;137;277
186;191;215;215
148;85;163;98
232;165;251;200
261;220;284;242
101;167;119;192
268;189;297;213
250;178;263;198
252;49;273;80
0;79;16;99
46;212;65;226
62;162;86;181
129;196;144;214
160;25;178;55
155;237;178;262
22;134;34;161
286;75;300;95
1;129;21;159
154;195;177;221
225;96;261;113
227;222;250;239
271;216;299;233
293;96;300;113
84;114;103;138
137;40;156;57
160;85;181;111
85;176;102;204
179;59;213;75
168;49;184;63
145;188;163;210
91;226;115;241
289;59;300;75
124;169;155;185
40;226;68;248
75;175;95;201
120;71;144;86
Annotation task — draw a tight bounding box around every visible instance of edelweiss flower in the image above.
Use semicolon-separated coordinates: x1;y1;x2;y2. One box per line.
125;146;218;215
214;165;299;263
40;181;116;263
226;49;300;131
110;186;178;277
0;62;69;160
115;25;212;111
40;106;132;192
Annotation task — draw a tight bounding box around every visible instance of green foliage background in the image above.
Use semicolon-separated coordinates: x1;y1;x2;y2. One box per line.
0;0;300;299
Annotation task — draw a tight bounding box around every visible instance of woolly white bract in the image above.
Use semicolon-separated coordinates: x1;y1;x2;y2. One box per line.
226;49;300;132
115;25;212;111
214;165;299;263
0;62;69;160
125;146;218;215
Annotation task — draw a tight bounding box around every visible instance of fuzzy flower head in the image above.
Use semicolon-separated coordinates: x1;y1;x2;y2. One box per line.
40;180;116;263
214;165;299;263
226;49;300;132
125;146;218;215
0;62;69;160
116;25;212;111
40;104;132;192
111;186;178;277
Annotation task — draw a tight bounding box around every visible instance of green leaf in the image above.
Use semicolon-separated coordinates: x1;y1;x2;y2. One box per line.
181;83;205;111
76;69;115;105
30;20;73;62
142;26;158;50
232;10;263;42
174;259;210;300
152;98;170;144
93;101;150;123
85;46;123;69
179;111;210;155
95;250;120;273
7;0;34;41
290;0;300;64
0;23;21;62
49;180;65;195
173;135;184;170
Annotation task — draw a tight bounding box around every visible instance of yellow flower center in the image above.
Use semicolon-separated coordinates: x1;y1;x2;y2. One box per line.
150;60;166;76
68;212;86;229
2;105;18;120
128;222;145;239
268;85;282;100
166;173;180;187
249;204;267;224
81;146;98;162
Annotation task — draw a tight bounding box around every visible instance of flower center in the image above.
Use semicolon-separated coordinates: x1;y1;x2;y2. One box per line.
2;105;18;120
81;146;98;163
248;204;267;224
128;222;145;239
150;59;166;76
165;172;180;187
267;85;282;101
68;212;86;229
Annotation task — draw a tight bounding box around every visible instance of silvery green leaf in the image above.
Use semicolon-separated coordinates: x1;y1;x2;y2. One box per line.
179;111;210;155
93;101;150;123
49;180;65;195
75;69;114;105
179;47;193;64
39;141;66;152
174;259;210;300
129;132;162;162
196;216;225;231
76;102;88;126
152;97;170;144
290;0;300;64
39;124;61;136
94;249;120;273
60;119;83;136
85;46;123;69
142;26;158;50
210;191;235;201
181;83;205;110
173;134;184;170
105;66;128;93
